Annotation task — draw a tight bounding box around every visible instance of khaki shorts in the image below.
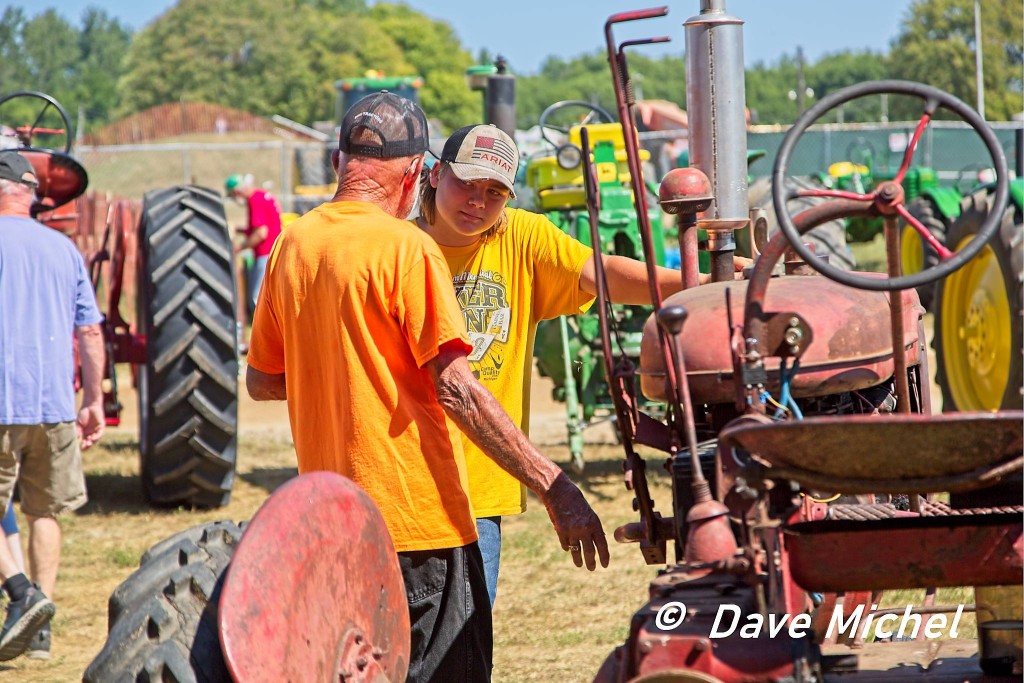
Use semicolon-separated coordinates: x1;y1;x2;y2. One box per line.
0;422;88;517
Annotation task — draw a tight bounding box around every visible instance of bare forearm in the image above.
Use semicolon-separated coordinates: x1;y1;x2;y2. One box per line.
581;255;683;305
246;366;287;400
427;345;609;569
239;225;269;251
76;324;105;406
434;361;561;497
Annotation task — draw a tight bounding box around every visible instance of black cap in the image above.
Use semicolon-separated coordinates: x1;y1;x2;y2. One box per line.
0;151;38;188
338;91;429;159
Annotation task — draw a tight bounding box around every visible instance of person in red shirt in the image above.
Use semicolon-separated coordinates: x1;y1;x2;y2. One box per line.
225;174;283;313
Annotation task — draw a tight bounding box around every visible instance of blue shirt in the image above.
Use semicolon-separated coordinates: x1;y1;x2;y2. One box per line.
0;216;103;424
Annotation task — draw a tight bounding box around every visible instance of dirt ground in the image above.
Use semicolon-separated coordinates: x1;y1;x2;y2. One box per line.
3;359;651;682
4;315;949;682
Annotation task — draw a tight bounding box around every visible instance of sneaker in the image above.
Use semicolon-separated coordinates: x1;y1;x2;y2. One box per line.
26;623;50;660
0;586;55;661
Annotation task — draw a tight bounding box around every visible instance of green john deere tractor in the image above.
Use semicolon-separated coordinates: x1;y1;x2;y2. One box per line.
819;139;963;308
934;177;1023;412
525;101;671;471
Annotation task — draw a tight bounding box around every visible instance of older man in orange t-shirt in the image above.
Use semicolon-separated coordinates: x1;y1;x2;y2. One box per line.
246;93;608;683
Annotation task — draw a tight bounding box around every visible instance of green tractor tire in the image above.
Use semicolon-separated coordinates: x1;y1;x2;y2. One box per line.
746;176;856;270
934;187;1023;412
899;196;950;311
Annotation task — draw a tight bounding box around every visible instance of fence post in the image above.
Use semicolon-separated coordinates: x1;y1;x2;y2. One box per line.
280;141;292;212
824;128;831;169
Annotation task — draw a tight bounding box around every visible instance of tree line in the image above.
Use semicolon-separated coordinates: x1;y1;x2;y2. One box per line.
0;0;1019;138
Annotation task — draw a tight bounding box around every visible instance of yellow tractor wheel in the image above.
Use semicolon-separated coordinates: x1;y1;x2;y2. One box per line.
934;188;1023;411
899;197;948;310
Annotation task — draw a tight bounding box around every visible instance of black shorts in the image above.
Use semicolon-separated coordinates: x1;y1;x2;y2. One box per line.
399;541;492;683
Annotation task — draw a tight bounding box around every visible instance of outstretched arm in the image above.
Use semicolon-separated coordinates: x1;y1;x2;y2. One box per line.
579;254;682;304
426;342;609;571
580;253;751;304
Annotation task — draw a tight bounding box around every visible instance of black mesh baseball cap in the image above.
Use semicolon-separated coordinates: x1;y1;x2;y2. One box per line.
338;91;429;159
0;150;38;188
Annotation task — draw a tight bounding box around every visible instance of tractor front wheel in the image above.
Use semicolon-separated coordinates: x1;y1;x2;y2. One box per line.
83;521;241;682
935;188;1023;411
136;185;238;508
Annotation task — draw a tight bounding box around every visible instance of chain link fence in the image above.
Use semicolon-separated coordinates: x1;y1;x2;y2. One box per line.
74;121;1021;221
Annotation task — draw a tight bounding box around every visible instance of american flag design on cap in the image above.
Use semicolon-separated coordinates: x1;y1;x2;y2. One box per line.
471;135;517;171
441;124;519;197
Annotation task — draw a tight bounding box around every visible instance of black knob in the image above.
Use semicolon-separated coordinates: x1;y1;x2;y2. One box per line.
657;305;688;335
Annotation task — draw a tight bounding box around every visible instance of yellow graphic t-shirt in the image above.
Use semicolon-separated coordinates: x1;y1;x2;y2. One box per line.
435;208;595;517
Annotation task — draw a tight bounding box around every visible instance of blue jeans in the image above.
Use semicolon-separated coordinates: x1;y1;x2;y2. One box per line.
246;254;269;313
476;516;502;606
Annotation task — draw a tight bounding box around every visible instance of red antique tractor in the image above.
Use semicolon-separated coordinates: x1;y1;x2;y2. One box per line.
85;2;1022;681
585;5;1022;682
0;90;239;509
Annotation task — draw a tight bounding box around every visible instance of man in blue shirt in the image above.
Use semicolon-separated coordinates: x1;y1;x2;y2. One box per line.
0;151;105;660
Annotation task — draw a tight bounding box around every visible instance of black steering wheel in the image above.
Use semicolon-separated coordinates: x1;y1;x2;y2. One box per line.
772;80;1008;292
0;90;73;153
538;100;615;149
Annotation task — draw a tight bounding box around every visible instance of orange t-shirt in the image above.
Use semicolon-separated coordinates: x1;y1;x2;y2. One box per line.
248;201;477;552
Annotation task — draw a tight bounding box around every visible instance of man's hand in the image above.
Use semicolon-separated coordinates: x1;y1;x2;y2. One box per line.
542;472;610;570
77;402;104;450
428;344;610;571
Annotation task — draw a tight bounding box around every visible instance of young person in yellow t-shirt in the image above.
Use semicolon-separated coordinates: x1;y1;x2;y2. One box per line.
416;124;746;605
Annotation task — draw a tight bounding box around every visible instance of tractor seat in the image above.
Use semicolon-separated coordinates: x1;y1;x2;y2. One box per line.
719;411;1024;495
20;149;88;212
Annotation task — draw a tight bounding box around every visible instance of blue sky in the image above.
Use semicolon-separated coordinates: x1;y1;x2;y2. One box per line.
14;0;914;74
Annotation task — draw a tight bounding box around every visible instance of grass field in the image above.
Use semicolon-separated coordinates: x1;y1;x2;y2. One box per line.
1;370;681;682
1;343;982;682
0;226;986;682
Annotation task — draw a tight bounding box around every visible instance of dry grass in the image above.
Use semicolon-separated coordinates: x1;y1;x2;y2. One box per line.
2;375;675;683
1;356;980;682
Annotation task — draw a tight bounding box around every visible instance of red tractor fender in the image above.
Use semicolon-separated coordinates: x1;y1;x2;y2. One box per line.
219;471;410;682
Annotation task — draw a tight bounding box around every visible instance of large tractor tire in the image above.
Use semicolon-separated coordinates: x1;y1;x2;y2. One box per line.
935;188;1024;411
899;196;948;310
136;186;238;508
746;176;856;270
84;521;242;683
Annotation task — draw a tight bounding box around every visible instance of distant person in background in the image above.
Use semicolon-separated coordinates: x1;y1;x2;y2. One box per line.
225;174;283;315
0;150;106;661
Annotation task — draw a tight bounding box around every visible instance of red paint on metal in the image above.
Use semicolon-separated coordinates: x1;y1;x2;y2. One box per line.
640;277;924;404
20;150;87;211
219;472;410;683
659;167;714;213
785;514;1023;592
718;411;1023;485
684;499;737;565
623;572;807;682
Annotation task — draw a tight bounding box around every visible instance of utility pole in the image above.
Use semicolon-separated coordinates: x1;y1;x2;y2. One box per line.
787;46;813;117
796;46;807;115
974;0;985;118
